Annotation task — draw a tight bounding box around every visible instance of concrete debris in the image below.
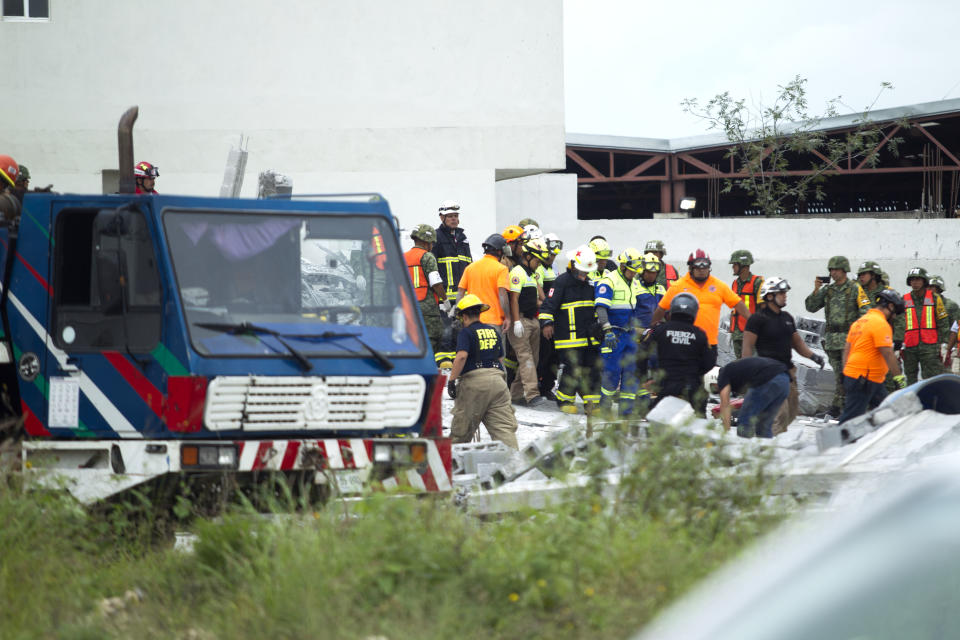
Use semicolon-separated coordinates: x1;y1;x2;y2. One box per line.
816;391;923;451
645;396;695;430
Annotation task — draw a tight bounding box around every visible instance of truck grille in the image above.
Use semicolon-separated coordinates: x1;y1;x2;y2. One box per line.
203;375;426;431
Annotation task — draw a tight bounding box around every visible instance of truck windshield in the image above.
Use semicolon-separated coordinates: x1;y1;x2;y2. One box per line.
163;210;425;358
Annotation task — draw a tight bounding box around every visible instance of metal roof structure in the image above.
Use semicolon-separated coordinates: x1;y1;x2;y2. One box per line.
565;98;960;218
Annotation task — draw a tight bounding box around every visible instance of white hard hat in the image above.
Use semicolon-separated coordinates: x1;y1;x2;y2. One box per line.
438;200;461;215
522;224;543;241
759;276;790;298
704;366;720;394
568;245;597;273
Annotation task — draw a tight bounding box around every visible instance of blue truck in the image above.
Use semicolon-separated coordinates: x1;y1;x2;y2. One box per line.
3;108;451;503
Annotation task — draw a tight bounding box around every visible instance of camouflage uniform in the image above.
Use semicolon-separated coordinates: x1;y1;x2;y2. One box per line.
805;257;870;412
728;249;762;360
894;269;950;384
418;250;444;355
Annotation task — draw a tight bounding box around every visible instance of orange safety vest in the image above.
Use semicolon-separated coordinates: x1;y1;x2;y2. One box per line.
664;263;678;287
371;225;387;270
903;289;938;347
730;274;763;332
404;246;438;303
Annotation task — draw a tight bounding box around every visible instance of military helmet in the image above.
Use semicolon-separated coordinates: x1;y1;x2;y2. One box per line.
410;224;436;243
456;293;490;315
669;292;699;320
928;275;945;291
644;239;666;255
617;247;644;272
906;266;929;286
875;289;905;315
881;271;890;286
857;260;882;276
15;164;29;183
728;249;754;266
588;237;613;259
517;217;540;229
827;256;850;272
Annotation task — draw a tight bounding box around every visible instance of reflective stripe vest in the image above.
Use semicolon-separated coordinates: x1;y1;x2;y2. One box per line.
538;271;599;349
595;269;640;328
904;289;938;347
730;274;763;332
664;263;678;287
404;246;437;303
431;226;472;299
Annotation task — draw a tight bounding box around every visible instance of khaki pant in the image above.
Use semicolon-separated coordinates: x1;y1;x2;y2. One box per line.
508;317;541;403
450;368;519;449
772;369;798;436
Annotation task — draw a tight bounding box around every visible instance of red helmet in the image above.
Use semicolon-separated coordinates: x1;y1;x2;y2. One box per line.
134;161;159;179
0;155;19;188
687;249;711;266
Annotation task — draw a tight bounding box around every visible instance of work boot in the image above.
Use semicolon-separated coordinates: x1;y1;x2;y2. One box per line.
559;403;578;415
527;396;548;408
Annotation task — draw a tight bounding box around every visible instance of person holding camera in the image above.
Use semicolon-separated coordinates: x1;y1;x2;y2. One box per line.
805;256;871;416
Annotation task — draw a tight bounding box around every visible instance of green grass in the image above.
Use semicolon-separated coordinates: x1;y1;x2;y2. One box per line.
0;428;787;639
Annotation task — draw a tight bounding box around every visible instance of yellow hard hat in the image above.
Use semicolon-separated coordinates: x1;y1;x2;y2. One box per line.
456;293;490;314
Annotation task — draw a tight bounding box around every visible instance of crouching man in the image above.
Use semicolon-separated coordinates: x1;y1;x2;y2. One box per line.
448;294;519;449
718;357;791;438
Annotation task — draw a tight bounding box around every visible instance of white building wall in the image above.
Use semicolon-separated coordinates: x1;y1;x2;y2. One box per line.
1;0;565;245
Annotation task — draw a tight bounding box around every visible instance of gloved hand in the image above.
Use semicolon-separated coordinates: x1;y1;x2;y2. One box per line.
355;274;367;291
447;302;458;318
603;330;618;351
513;321;525;338
447;378;458;399
893;374;907;389
439;299;452;314
810;353;825;369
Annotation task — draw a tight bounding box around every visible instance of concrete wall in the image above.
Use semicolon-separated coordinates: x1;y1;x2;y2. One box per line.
1;0;565;236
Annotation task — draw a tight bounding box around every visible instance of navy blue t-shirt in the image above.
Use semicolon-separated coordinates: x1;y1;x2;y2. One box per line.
457;322;504;374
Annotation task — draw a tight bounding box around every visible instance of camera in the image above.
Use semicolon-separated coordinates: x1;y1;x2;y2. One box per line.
818;275;831;284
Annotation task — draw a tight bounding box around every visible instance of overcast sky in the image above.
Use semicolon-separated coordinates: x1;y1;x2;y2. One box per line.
564;0;960;139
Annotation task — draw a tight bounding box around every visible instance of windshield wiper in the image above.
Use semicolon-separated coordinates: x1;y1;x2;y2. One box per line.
285;331;394;371
193;322;313;372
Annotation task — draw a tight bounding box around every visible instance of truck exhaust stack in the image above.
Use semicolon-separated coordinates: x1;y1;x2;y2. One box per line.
117;106;139;194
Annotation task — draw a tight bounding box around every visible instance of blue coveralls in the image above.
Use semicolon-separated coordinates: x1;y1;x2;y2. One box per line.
595;269;641;416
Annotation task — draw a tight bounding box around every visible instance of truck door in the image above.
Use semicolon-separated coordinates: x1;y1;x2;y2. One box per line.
45;203;165;438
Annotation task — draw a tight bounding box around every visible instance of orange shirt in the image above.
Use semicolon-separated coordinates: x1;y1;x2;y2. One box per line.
458;254;509;325
843;308;893;383
658;273;742;345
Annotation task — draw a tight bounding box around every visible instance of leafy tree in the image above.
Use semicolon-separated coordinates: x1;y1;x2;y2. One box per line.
682;76;903;216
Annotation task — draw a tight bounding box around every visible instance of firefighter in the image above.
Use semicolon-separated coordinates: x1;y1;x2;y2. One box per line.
595;247;643;417
894;267;950;384
404;224;446;362
448;294;519;449
134;161;159;194
642;293;716;415
539;245;602;414
432;200;473;367
728;249;764;359
508;237;550;407
588;236;615;281
644;239;679;288
634;252;666;411
537;232;564;398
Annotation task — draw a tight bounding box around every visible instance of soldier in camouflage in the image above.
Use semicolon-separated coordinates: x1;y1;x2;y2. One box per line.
894;267;950;384
929;275;959;370
857;260;885;300
644;240;679;289
404;224;447;363
728;249;763;359
805;255;871;414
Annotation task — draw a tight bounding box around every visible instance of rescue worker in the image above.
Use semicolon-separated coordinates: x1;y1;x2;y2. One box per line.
588;236;615;281
641;293;716;415
651;249;751;358
432;200;473;366
857;261;884;300
804;255;871;416
728;249;764;358
537;232;564;398
448;294;519;449
741;277;825;435
498;224;526;387
404;224;446;362
539;245;602;414
839;289;907;423
0;154;22;222
894;267;950;384
594;248;643;417
633;252;666;411
134;161;159;194
507;237;549;407
717;357;791;439
456;234;511;335
929;275;960;369
644;240;679;288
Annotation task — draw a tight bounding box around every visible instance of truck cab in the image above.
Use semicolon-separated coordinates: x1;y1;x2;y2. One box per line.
3;192;450;503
